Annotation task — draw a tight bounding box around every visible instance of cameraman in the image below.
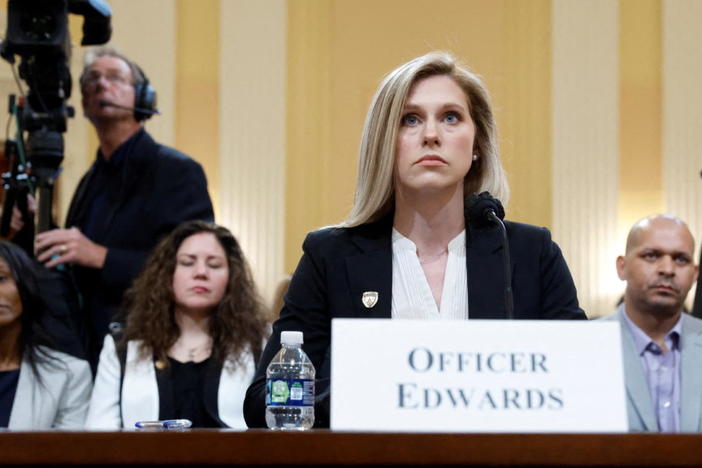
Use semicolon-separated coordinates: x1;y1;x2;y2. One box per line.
32;47;214;368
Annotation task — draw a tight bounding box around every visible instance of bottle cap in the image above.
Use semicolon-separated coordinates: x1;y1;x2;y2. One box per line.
281;331;303;346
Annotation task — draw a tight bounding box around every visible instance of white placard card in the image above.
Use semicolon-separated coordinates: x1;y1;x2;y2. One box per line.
330;319;627;432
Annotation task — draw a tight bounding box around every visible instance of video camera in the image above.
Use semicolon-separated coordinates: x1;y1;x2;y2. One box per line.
0;0;111;240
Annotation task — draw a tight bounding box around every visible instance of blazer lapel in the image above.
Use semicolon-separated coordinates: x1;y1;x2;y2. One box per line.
466;222;507;319
8;360;38;429
344;218;392;318
121;341;159;427
617;310;658;431
680;314;702;431
203;360;227;427
9;358;70;429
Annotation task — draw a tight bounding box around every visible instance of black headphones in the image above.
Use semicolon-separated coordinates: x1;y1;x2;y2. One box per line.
132;63;158;121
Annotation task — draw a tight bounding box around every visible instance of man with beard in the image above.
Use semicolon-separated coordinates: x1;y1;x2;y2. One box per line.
603;214;701;432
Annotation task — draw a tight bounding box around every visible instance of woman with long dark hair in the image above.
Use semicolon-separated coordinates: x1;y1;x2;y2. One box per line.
86;220;268;428
0;241;91;429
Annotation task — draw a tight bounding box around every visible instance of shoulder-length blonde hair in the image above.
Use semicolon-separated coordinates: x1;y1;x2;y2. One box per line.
342;51;509;227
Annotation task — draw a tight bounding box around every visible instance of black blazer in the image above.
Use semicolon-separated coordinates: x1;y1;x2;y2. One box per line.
244;213;586;428
66;129;214;363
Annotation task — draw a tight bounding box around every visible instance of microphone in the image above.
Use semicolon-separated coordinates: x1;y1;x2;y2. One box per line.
466;192;514;320
466;191;505;228
99;100;160;115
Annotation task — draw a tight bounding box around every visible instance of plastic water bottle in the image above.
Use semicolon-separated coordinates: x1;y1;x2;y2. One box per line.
265;331;315;430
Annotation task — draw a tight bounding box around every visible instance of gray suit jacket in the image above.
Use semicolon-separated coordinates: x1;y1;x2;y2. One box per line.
8;347;92;429
603;308;702;432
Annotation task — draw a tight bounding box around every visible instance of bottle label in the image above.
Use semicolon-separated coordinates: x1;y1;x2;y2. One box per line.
266;378;314;406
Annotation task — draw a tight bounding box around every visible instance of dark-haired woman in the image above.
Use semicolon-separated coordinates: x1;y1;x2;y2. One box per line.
86;221;268;428
0;241;91;429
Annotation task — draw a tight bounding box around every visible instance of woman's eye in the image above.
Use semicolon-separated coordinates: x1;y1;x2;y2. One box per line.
401;114;420;126
178;259;194;267
207;262;224;269
444;112;460;123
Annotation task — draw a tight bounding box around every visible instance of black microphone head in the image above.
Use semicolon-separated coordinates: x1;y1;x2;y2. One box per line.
466;191;505;229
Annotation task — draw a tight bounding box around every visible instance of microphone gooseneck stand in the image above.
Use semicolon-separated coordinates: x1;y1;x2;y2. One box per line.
466;192;514;320
486;210;514;320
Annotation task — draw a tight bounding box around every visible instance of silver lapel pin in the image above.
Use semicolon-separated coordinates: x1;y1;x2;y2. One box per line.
362;291;379;308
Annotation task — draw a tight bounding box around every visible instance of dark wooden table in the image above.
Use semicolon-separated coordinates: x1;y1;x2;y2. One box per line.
1;430;701;466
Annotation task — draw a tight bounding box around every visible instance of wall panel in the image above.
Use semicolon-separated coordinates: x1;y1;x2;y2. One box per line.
219;0;287;304
552;1;620;316
176;0;220;215
663;0;702;306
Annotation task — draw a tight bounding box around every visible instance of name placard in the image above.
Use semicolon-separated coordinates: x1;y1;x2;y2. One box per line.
330;319;626;432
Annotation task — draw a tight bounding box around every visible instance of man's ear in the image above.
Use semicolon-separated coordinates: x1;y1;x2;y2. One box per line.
616;255;627;281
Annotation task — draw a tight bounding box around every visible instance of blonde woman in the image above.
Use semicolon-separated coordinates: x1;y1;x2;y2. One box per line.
244;52;585;428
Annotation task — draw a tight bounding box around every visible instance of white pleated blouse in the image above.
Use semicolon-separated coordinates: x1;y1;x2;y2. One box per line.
391;228;468;320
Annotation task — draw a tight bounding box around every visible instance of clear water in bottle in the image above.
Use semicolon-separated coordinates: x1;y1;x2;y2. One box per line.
265;331;315;430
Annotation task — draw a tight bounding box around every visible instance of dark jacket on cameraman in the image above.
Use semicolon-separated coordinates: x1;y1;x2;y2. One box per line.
65;128;214;368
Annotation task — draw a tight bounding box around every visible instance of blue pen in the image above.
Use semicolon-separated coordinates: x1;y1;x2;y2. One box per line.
135;419;192;429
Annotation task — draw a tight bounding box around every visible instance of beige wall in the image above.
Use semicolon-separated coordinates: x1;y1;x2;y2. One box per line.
217;0;287;307
175;0;220;216
1;0;699;314
285;0;699;315
663;0;702;285
285;0;553;272
552;0;620;316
